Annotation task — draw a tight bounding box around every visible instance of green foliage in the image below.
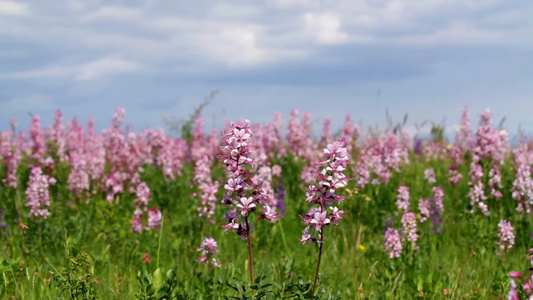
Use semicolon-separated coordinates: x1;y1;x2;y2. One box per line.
49;252;99;300
0;152;530;299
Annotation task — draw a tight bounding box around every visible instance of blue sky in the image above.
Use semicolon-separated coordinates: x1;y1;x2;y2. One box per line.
1;0;532;137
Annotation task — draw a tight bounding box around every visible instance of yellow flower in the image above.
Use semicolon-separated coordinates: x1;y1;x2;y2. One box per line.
358;244;365;251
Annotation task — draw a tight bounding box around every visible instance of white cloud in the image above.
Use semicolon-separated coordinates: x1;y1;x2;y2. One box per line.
0;0;28;16
304;13;348;45
396;21;505;45
82;5;143;22
0;66;71;79
1;57;140;80
76;57;140;80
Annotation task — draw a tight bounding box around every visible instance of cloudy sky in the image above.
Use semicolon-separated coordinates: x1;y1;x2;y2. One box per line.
1;0;532;137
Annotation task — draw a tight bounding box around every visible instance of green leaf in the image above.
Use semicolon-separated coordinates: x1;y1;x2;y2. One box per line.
153;268;165;290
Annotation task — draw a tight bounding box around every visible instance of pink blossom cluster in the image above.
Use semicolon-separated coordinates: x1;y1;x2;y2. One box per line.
25;166;55;219
341;115;359;156
0;130;21;188
423;141;448;162
253;164;282;219
320;118;333;147
384;227;402;258
300;139;349;244
50;110;66;162
446;165;463;185
418;187;444;233
395;185;410;211
196;237;222;267
424;168;436;185
472;109;509;164
261;112;286;158
488;165;503;199
29;116;46;165
467;162;489;216
287;110;316;161
401;212;419;250
512;139;533;213
496;219;515;254
194;150;219;221
220;120;279;240
454;106;474;152
355;133;409;187
131;182;162;233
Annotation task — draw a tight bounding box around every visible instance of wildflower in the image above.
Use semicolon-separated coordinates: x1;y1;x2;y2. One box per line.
25;166;54;219
143;253;151;263
300;139;349;244
497;220;515;254
419;187;445;233
196;237;221;268
401;212;419;250
301;139;350;294
396;185;410;211
130;182;162;233
220;119;279;239
384;228;402;258
424;168;436;185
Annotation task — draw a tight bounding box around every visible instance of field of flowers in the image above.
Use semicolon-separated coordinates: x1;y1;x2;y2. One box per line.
0;106;532;299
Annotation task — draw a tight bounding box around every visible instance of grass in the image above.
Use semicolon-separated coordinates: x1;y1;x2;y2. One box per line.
0;152;529;299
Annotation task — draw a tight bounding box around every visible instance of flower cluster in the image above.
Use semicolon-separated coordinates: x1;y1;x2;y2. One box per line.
401;212;419;250
0;134;20;188
131;182;162;233
220;120;279;240
512;139;533;213
355;133;409;187
25;166;55;219
446;165;463;185
194;155;219;220
396;185;410;211
424;168;436;185
384;227;402;258
419;186;444;233
300;139;349;244
496;219;515;254
196;237;222;268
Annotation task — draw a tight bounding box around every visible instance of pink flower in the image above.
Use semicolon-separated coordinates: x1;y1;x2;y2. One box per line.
310;210;330;231
237;197;256;215
301;140;349;245
401;212;419;250
384;228;402;258
396;185;410;211
424;168;436;185
25;166;54;219
196;237;221;267
497;220;515;254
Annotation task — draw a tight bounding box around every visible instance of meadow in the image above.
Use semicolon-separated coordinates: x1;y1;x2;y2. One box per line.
0;106;531;299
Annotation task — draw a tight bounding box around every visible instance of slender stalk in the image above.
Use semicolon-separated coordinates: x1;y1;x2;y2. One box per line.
244;215;254;285
157;213;165;268
312;229;324;295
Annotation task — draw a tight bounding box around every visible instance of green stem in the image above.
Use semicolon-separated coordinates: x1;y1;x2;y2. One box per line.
245;215;254;285
312;229;325;295
157;213;165;268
